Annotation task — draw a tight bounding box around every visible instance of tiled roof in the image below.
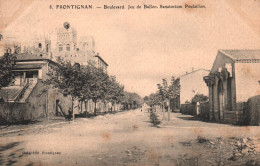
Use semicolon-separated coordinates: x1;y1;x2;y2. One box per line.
15;53;48;61
221;50;260;60
14;63;45;70
95;55;108;66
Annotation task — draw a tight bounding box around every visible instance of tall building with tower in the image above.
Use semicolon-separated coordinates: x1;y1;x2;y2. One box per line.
54;22;97;66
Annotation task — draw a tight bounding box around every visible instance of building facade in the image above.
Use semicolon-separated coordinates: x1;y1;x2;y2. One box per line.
54;22;96;66
170;69;209;112
95;53;108;73
203;50;260;124
179;69;210;104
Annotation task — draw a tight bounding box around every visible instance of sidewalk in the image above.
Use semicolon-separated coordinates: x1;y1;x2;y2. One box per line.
0;110;127;136
0;116;69;136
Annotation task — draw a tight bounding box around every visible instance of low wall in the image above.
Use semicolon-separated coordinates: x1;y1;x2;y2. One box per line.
0;102;45;124
180;103;196;115
244;95;260;125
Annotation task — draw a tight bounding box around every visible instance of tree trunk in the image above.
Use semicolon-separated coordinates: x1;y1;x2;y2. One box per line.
162;102;165;120
168;99;170;121
94;101;97;115
104;102;107;112
84;100;88;113
72;97;74;119
80;100;83;113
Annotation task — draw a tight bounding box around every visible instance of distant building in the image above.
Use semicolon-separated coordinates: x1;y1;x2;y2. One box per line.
179;69;210;104
54;22;96;66
171;68;209;111
95;53;108;73
204;50;260;124
23;36;52;59
4;41;21;54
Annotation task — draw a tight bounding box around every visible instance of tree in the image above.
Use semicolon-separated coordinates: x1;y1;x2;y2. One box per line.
45;58;84;117
191;94;208;103
103;76;124;112
0;53;17;90
78;65;95;113
144;92;162;108
88;67;110;115
157;76;180;121
122;92;142;110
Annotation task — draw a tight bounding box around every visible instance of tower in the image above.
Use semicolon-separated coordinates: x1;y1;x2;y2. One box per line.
79;36;95;52
56;22;77;54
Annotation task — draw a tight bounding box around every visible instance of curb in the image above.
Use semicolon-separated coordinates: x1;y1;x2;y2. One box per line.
0;121;69;136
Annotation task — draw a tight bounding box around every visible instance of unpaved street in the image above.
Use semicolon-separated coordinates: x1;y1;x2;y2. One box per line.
1;109;260;166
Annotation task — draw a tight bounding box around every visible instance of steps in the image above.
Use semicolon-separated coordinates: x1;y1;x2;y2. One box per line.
19;79;38;103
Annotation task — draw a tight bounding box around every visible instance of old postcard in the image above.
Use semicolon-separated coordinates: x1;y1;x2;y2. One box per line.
0;0;259;165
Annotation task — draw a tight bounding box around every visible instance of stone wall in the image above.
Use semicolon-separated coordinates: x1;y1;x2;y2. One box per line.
0;81;72;124
0;102;40;124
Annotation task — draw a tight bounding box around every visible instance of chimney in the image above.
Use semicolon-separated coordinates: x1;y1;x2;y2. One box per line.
192;67;194;72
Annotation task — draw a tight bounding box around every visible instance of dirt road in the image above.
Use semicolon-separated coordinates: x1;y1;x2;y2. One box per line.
1;109;260;166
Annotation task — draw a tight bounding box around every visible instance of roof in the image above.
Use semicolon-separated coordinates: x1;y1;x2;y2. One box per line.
15;53;48;61
95;55;108;66
220;50;260;60
12;53;57;65
179;69;210;78
14;63;45;70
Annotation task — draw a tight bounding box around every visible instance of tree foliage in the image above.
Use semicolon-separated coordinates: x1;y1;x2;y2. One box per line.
0;53;17;90
45;57;127;115
122;92;143;110
157;76;180;102
191;93;208;103
144;92;162;107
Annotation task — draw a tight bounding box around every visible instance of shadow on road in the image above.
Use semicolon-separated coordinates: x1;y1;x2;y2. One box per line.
177;116;200;121
0;141;28;166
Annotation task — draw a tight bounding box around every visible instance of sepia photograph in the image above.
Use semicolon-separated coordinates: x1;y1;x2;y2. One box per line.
0;0;259;165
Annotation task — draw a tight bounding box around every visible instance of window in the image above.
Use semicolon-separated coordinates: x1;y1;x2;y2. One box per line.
66;44;70;51
38;43;42;48
59;44;63;52
46;44;49;52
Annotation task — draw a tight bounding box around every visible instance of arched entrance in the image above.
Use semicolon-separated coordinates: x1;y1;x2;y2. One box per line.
217;80;224;120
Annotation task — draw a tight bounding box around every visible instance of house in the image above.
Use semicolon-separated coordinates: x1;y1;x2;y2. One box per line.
171;69;210;112
0;53;71;124
203;50;260;124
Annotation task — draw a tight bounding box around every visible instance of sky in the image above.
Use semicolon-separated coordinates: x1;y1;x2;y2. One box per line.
0;0;259;97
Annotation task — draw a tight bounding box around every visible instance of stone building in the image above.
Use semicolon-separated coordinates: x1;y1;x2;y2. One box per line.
0;53;71;124
95;53;108;73
54;22;96;66
0;22;111;123
203;50;260;124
